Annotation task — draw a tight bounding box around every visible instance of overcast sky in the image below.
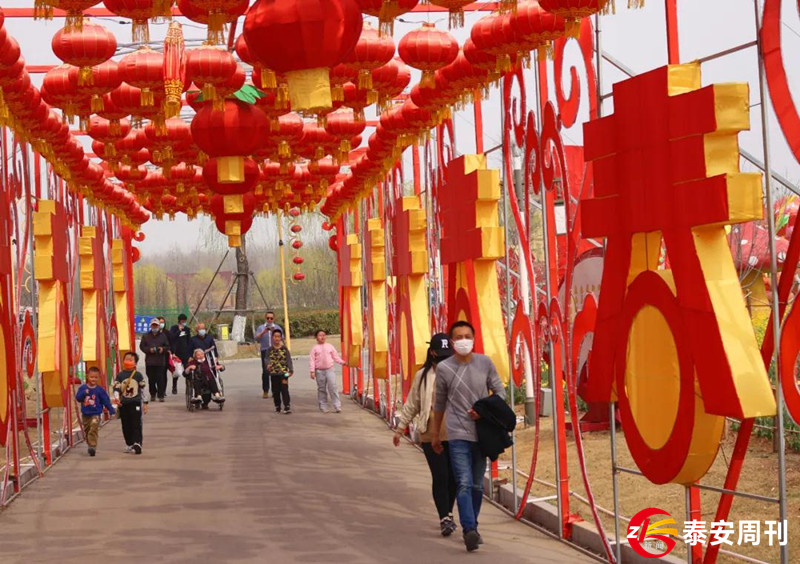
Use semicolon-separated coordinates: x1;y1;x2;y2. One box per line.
5;0;800;256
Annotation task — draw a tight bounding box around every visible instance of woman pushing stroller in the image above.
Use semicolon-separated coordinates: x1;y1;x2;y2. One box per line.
185;348;225;408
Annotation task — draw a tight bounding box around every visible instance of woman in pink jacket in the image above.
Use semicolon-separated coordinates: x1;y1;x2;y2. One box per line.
309;330;346;413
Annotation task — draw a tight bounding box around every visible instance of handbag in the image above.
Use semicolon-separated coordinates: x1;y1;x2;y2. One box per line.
172;355;184;378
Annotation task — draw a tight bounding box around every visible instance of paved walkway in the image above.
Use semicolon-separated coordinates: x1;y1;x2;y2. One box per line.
0;358;591;563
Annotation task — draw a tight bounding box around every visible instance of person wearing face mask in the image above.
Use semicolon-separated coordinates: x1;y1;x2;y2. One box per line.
139;319;171;402
168;314;192;395
185;348;225;408
392;333;458;537
429;321;505;553
113;351;149;454
190;323;218;358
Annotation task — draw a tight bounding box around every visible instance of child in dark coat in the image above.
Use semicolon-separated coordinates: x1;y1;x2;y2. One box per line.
265;330;294;414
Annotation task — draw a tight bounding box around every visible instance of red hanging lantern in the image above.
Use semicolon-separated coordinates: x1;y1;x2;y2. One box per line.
51;23;116;86
470;14;518;73
271;112;304;160
82;60;121;113
329;63;357;103
145;117;192;169
119;46;164;106
102;0;158;43
41;64;87;121
190;99;269;182
179;0;249;44
186;46;237;107
371;58;410;111
325;108;365;159
243;0;363;112
209;193;256;247
398;23;458;88
203;157;259;215
511;0;567;56
354;0;418;35
538;0;613;37
37;0;98;32
342;22;395;91
428;0;472;28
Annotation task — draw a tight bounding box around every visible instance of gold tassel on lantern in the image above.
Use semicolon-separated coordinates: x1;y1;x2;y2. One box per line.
207;11;227;45
91;94;104;113
448;9;465;28
332;84;344;102
420;70;435;89
378;0;398;35
278;141;291;159
34;0;53;20
64;12;85;33
132;19;150;44
358;70;373;91
78;66;94;86
260;68;277;90
140;88;155;107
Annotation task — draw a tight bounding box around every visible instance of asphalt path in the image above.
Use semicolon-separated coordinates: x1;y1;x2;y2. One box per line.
0;357;592;563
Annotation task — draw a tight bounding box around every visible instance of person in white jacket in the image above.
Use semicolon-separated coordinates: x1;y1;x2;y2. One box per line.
393;333;457;537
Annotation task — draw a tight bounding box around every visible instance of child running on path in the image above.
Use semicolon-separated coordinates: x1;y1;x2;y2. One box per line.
75;366;115;457
309;330;345;413
113;351;149;454
265;330;293;414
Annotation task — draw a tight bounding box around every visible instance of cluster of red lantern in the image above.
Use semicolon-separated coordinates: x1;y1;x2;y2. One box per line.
19;0;638;246
0;10;147;226
322;0;588;218
288;207;305;282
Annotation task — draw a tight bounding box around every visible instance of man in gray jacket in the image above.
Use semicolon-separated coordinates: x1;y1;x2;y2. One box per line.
430;320;505;552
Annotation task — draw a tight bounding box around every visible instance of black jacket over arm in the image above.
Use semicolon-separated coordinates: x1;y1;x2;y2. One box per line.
473;394;516;461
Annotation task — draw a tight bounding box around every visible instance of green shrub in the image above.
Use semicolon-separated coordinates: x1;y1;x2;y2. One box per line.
193;309;340;340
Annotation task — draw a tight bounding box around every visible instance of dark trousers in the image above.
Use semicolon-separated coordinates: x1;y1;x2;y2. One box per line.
270;374;290;409
260;350;270;393
119;403;143;446
192;374;220;397
421;441;458;519
146;365;168;399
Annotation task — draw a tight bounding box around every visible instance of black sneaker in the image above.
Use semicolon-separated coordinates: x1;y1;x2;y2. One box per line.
132;443;142;455
464;530;480;552
158;397;165;403
440;516;456;537
477;531;483;545
283;407;292;414
171;386;177;395
88;447;96;457
201;404;209;410
276;407;282;413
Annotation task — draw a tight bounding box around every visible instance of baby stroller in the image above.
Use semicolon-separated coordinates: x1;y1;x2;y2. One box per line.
184;347;226;412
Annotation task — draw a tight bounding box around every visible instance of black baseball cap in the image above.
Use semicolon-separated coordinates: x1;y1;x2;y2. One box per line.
429;333;454;359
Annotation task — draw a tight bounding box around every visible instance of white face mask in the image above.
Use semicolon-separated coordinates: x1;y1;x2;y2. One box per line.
453;339;474;356
198;329;207;337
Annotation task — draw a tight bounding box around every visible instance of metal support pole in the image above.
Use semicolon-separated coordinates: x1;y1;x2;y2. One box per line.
754;2;789;562
610;402;621;564
501;104;518;511
277;210;292;349
189;249;230;325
